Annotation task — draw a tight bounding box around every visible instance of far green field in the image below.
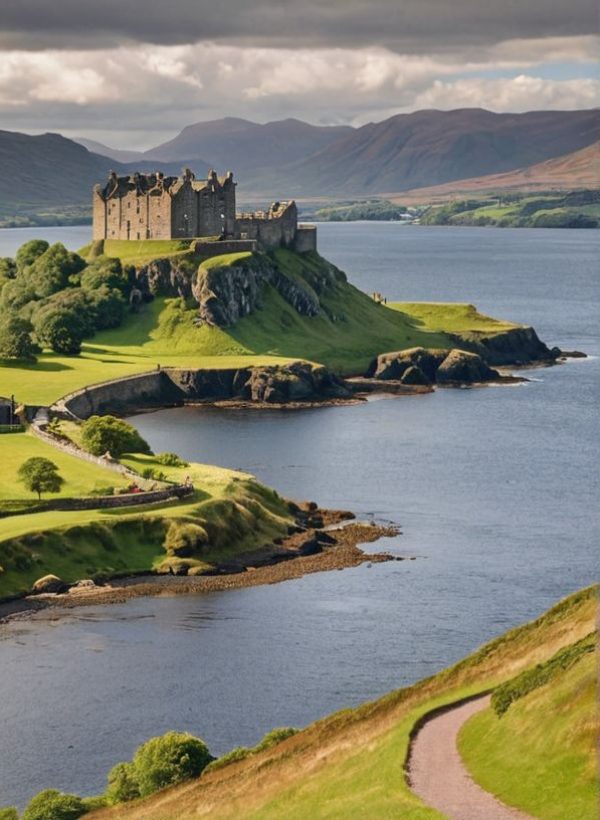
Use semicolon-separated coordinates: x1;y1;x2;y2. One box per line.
459;640;597;819
0;430;130;500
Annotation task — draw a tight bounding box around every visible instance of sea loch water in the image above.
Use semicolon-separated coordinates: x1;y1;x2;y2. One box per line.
0;224;598;807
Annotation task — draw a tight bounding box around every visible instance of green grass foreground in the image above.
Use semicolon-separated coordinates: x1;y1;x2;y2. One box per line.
86;586;597;820
0;456;293;600
458;635;597;819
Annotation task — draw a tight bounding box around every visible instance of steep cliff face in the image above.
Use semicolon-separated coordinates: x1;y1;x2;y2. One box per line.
191;253;342;326
131;251;347;327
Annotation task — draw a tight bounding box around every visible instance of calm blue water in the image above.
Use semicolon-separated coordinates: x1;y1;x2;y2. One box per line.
0;224;598;808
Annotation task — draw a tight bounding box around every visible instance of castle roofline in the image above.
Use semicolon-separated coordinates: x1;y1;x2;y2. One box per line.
95;169;235;200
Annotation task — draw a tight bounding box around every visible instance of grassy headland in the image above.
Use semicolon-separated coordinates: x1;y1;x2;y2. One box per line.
0;456;293;600
0;246;526;404
85;585;597;819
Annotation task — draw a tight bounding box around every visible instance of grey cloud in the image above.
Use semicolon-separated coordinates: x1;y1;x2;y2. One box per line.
0;0;597;51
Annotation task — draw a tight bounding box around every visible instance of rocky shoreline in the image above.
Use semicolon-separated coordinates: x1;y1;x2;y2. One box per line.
0;513;402;625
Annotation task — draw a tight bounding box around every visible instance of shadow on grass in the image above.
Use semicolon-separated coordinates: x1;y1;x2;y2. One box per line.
0;359;73;372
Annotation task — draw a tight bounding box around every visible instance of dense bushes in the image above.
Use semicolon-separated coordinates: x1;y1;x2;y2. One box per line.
492;634;595;716
0;241;131;355
22;790;86;820
0;315;38;361
106;731;212;803
80;415;151;458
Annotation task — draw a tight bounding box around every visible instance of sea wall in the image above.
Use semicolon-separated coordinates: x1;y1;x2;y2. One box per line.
53;362;352;420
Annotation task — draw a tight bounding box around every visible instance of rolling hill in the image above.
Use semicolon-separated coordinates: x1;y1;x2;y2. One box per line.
275;108;600;197
390;141;600;204
83;586;597;819
144;117;352;174
3;109;598;221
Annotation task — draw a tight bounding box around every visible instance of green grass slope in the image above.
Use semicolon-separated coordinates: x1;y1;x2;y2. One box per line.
459;634;597;819
90;586;597;819
0;431;131;500
0;458;292;600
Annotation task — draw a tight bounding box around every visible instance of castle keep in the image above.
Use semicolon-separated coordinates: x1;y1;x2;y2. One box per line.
93;169;316;252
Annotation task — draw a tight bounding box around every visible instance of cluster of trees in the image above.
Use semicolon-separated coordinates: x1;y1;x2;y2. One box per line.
2;723;300;818
314;199;411;222
0;240;132;359
1;731;213;819
421;192;599;229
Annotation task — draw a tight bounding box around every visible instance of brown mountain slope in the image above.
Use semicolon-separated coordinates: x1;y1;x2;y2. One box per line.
388;141;600;204
268;108;599;197
145;117;354;178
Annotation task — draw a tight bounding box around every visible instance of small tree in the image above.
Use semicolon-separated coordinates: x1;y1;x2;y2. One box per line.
132;731;212;797
22;789;86;820
81;415;151;458
18;457;64;500
0;314;38;361
106;761;140;804
0;808;19;820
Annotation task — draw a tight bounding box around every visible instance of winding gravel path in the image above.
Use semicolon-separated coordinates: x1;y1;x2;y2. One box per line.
407;694;531;820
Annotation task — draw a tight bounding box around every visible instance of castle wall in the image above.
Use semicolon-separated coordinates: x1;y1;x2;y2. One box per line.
92;192;107;241
170;181;199;238
92;172;314;250
294;226;317;253
148;191;172;239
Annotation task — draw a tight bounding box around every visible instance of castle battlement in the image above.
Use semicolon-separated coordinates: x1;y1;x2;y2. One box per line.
92;170;316;252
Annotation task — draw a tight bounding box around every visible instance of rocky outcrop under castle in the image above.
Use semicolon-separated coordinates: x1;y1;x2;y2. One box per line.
132;252;346;327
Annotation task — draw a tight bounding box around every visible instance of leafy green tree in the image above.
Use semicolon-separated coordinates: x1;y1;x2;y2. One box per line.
0;278;38;311
132;731;212;797
0;808;19;820
15;239;49;274
0;257;17;284
106;761;141;804
27;243;85;298
18;457;64;500
0;314;37;360
80;257;129;295
33;306;88;354
80;415;151;458
87;285;126;330
22;789;86;820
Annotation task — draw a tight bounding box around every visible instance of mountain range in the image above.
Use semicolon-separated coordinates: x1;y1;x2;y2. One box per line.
1;108;598;218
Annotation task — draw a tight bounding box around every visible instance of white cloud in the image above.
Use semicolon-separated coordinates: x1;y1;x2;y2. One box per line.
414;75;600;112
0;38;596;146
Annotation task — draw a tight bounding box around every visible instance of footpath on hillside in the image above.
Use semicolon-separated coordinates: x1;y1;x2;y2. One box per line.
407;694;531;820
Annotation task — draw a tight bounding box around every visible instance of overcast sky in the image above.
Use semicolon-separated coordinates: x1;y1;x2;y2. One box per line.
0;0;598;148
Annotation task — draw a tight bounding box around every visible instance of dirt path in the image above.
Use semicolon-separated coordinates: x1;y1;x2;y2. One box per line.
407;694;531;820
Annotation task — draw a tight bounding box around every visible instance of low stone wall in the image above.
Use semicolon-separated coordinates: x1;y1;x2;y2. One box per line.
192;239;257;256
45;485;192;511
51;362;350;421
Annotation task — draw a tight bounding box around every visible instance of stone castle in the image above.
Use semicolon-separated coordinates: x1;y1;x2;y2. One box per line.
93;169;316;252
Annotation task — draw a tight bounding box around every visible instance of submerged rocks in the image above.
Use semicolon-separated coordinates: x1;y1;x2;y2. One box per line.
368;346;500;386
